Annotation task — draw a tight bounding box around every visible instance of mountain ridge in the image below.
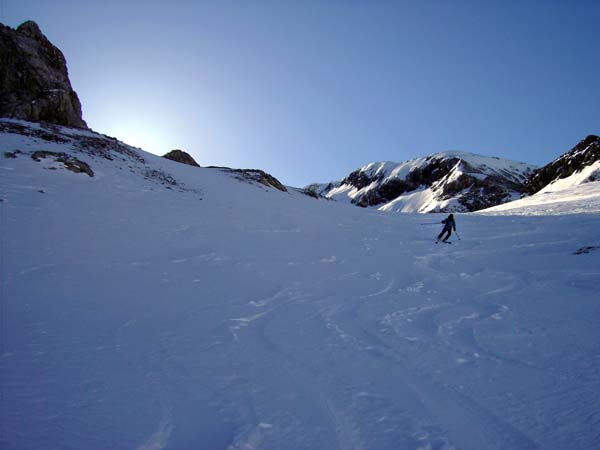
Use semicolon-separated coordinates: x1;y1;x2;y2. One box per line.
1;20;597;216
0;118;292;198
307;151;536;213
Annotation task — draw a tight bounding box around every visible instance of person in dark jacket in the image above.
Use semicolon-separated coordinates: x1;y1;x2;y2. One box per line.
437;213;456;242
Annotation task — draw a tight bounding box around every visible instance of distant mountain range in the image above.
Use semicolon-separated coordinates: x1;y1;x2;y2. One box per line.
1;20;598;214
306;136;599;213
306;152;536;213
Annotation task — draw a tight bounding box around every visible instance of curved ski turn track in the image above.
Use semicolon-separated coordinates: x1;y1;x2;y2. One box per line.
2;145;599;449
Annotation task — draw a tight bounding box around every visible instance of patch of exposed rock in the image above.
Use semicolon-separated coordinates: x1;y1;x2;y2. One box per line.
0;20;87;128
574;245;599;255
30;150;94;177
162;149;200;167
209;166;288;192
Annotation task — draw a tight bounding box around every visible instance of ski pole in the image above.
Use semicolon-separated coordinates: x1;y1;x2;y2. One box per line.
455;231;461;240
420;222;440;225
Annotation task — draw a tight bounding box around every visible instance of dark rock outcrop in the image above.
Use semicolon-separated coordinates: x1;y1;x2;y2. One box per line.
162;149;200;167
236;169;287;192
524;135;600;195
4;149;23;158
0;20;87;128
574;245;599;255
227;168;288;192
30;150;93;177
209;166;288;192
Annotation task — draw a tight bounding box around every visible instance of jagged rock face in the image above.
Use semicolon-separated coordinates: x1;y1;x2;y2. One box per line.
0;21;87;128
307;152;535;213
163;149;200;167
524;135;600;195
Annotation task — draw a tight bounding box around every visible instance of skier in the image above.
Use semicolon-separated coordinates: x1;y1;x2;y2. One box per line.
437;213;456;243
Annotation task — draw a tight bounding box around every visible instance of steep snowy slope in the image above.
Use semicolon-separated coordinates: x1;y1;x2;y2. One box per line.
1;122;599;450
524;135;600;195
307;152;535;213
480;160;600;215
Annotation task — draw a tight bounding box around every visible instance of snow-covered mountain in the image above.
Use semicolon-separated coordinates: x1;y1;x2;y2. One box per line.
307;152;536;213
2;119;600;450
477;135;600;216
524;135;599;194
479;173;600;216
482;152;600;216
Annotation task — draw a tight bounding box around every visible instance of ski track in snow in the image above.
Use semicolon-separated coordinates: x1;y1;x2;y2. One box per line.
2;124;600;449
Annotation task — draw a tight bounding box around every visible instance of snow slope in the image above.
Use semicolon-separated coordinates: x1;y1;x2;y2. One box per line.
308;152;535;213
524;135;599;195
481;160;600;216
1;122;600;450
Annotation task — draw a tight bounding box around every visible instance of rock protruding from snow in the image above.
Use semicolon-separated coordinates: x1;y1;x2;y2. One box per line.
209;167;288;192
0;21;87;129
162;149;200;167
524;135;600;195
30;150;94;177
307;152;535;213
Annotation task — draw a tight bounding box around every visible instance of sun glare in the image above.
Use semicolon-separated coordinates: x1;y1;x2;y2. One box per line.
101;119;167;157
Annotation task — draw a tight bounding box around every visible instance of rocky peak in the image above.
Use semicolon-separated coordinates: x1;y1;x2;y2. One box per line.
0;20;87;128
16;20;44;38
162;149;200;167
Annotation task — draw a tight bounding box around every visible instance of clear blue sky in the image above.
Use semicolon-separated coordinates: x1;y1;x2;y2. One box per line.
3;0;599;186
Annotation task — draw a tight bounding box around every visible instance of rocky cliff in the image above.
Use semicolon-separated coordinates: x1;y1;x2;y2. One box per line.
0;20;87;128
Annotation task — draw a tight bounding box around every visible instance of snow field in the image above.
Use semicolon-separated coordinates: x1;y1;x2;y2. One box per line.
481;160;600;216
1;126;600;449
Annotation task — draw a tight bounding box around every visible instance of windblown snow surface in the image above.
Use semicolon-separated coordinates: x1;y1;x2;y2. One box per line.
1;123;599;450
